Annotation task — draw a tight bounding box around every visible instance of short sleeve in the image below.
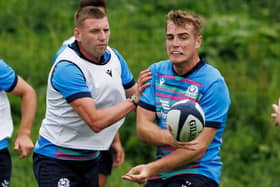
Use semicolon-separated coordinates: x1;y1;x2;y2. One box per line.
138;65;156;111
112;48;135;89
200;79;231;128
0;60;17;92
51;61;91;103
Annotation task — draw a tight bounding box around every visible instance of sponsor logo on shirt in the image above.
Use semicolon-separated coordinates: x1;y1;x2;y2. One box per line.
106;69;112;77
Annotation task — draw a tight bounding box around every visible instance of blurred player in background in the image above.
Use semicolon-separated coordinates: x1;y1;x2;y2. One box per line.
0;59;37;187
272;98;280;126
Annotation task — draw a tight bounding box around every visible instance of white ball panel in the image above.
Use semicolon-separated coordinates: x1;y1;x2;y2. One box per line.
167;99;205;142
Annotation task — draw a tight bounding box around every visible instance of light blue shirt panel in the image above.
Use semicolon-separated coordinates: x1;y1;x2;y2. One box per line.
139;65;156;108
51;61;91;99
199;78;230;151
0;60;16;91
199;79;231;125
34;136;56;157
0;139;9;150
51;45;68;64
112;49;134;86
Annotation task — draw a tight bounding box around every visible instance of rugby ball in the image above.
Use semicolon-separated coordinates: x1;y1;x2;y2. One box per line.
167;99;205;142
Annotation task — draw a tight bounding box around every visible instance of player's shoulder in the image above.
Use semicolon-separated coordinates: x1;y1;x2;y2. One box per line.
0;59;14;75
109;47;124;59
0;59;9;69
200;61;225;82
149;60;171;73
0;59;5;65
54;61;80;75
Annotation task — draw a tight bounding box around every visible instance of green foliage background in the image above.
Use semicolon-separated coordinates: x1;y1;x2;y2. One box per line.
1;0;280;186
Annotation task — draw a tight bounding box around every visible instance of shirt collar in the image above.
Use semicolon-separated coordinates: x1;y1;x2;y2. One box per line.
172;58;206;77
69;41;111;65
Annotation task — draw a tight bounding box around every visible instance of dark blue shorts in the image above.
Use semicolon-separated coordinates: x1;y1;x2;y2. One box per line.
98;149;113;176
144;174;219;187
0;148;11;187
33;153;99;187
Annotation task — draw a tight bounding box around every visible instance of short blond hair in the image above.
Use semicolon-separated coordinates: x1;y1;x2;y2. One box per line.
166;10;203;36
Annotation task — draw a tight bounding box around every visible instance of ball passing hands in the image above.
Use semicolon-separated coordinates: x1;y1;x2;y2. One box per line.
122;164;151;184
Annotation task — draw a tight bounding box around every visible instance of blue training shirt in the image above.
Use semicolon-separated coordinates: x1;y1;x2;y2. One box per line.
0;59;18;149
139;59;231;184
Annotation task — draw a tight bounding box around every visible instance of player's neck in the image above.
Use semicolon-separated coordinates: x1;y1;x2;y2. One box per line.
77;42;102;63
173;55;200;76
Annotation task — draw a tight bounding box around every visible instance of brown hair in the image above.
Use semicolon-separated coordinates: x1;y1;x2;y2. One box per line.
166;10;203;36
79;0;106;9
75;6;106;27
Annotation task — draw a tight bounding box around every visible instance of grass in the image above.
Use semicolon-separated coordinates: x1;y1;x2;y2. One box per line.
106;162;143;187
